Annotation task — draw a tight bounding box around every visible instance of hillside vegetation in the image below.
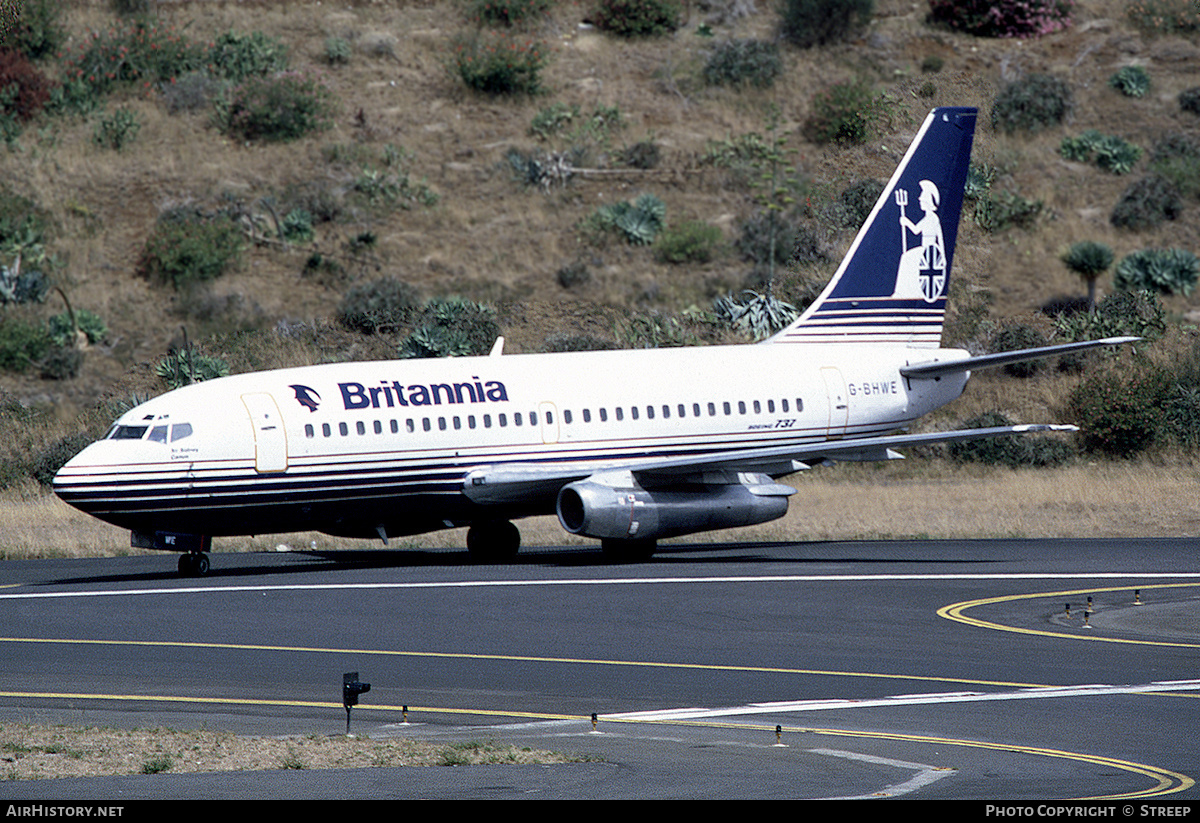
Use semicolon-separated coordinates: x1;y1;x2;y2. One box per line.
0;0;1199;548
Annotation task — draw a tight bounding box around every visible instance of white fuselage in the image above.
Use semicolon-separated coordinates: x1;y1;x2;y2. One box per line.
53;342;970;541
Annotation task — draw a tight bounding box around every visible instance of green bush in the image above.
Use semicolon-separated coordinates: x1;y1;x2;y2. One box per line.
1065;365;1173;457
1181;88;1200;116
450;31;550;95
137;208;244;290
1062;241;1114;279
736;211;798;268
989;322;1049;377
8;0;66;61
702;39;783;88
1054;289;1167;349
324;37;351;66
655;220;722;264
1149;133;1200;201
1110;175;1182;231
833;178;884;229
948;411;1073;468
216;71;334;142
1109;65;1150;98
92;106;141;151
927;0;1073;38
468;0;555;26
990;74;1071;134
338;278;423;334
1126;0;1200;36
1113;248;1199;297
592;0;683;37
0;316;51;373
206;31;290;81
30;434;91;487
400;298;501;358
780;0;874;49
804;79;891;144
973;190;1042;232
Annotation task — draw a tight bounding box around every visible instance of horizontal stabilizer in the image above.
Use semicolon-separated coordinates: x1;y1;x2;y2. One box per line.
901;336;1139;379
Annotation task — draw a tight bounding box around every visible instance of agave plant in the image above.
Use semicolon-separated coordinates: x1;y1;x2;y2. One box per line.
712;290;798;340
1109;65;1151;98
595;193;666;245
1114;248;1199;297
0;258;49;305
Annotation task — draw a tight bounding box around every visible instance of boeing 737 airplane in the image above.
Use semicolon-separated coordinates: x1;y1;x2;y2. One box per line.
54;107;1133;575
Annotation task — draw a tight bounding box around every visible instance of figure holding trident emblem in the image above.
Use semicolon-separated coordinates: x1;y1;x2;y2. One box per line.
892;179;946;303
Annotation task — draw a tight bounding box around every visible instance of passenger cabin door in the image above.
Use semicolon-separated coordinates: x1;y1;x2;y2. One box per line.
241;393;288;473
820;367;849;439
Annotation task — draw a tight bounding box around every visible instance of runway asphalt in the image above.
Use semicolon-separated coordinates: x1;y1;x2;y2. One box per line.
1;537;1198;801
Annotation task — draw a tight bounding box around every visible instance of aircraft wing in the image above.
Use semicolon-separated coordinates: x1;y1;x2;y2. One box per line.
901;336;1139;379
461;423;1076;504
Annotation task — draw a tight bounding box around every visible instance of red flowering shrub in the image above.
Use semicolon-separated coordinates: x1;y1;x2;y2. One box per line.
451;32;549;95
928;0;1073;39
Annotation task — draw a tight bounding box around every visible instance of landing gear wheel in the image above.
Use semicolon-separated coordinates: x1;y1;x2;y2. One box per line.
601;538;657;563
466;521;521;562
177;552;210;577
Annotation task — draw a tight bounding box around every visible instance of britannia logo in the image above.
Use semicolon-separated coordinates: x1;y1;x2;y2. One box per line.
289;384;322;413
892;179;947;303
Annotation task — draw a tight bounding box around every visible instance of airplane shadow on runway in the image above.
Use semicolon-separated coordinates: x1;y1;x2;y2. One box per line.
31;539;1004;587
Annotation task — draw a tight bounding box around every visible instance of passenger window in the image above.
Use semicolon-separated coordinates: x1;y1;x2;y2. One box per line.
499;414;508;427
468;416;477;429
631;407;639;420
646;406;655;419
708;403;716;416
530;411;538;425
423;418;432;432
691;403;699;417
322;423;331;437
616;408;624;421
782;399;790;413
356;421;366;435
406;419;415;433
583;409;591;423
305;424;314;439
662;405;670;419
339;422;349;436
514;412;523;426
767;399;775;413
599;408;608;422
438;417;447;431
723;402;731;415
564;410;573;424
391;420;399;434
374;420;383;434
753;400;761;414
797;398;804;411
738;401;746;415
453;416;462;430
484;415;492;428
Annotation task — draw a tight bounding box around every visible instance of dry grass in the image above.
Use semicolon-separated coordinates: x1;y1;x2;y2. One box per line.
3;457;1198;562
0;722;585;780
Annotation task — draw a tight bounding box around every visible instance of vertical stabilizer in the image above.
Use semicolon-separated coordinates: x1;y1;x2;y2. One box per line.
768;107;976;347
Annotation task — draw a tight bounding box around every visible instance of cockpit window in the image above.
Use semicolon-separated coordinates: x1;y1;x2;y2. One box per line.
170;423;193;442
111;425;149;440
148;425;169;443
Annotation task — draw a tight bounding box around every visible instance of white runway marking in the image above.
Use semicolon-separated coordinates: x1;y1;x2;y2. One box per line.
808;749;953;799
2;572;1199;600
603;679;1200;722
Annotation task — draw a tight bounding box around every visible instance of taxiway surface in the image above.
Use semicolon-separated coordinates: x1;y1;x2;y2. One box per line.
1;538;1198;800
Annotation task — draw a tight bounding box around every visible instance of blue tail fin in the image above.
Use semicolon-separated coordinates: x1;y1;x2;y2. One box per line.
769;107;977;347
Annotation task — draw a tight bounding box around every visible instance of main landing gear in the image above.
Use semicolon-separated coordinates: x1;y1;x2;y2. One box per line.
177;551;210;577
466;520;521;563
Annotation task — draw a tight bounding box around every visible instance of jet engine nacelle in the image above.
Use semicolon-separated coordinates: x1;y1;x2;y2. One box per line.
556;473;792;542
